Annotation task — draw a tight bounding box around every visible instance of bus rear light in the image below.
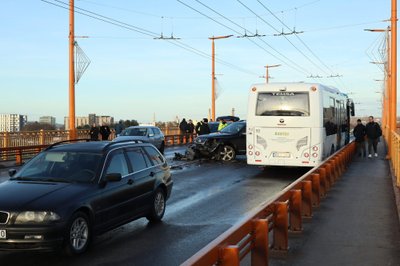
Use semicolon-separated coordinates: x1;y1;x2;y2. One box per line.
248;145;253;150
255;151;260;156
304;153;310;158
248;151;253;156
312;146;318;151
312;153;318;158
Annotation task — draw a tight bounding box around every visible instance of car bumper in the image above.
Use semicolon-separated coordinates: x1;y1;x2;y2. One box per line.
0;223;66;251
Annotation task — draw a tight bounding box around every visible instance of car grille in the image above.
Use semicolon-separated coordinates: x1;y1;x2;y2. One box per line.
0;211;9;224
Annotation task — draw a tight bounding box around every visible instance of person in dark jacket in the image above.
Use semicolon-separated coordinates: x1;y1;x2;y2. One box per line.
195;118;211;135
186;119;195;142
99;124;111;141
353;119;366;157
365;116;382;158
89;123;99;141
179;118;188;143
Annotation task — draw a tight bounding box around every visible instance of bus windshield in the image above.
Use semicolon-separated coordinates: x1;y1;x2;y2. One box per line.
256;92;310;116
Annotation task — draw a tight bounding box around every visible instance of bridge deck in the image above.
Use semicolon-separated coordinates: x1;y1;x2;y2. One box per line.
272;144;400;265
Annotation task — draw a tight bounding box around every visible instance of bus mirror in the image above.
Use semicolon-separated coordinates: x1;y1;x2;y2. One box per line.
351;102;355;116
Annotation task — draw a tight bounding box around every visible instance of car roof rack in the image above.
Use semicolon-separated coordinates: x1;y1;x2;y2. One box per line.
44;139;92;151
104;139;147;150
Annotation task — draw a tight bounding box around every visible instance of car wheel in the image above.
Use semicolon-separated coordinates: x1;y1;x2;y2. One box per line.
64;211;91;256
159;142;165;154
146;188;166;222
220;145;236;161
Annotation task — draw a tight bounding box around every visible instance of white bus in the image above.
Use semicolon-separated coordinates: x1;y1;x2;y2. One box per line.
246;83;354;167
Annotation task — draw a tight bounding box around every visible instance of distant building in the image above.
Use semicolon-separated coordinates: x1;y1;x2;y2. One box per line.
64;116;89;130
0;114;27;132
88;113;96;126
39;116;56;127
64;114;114;130
96;116;114;126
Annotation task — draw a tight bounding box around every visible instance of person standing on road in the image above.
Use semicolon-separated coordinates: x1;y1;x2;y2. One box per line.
179;118;188;143
99;123;111;141
195;118;210;135
186;119;195;142
89;123;99;141
365;116;382;158
353;119;366;157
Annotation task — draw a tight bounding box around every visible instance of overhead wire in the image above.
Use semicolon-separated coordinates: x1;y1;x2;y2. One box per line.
178;0;313;77
255;0;346;89
237;0;330;78
41;0;258;76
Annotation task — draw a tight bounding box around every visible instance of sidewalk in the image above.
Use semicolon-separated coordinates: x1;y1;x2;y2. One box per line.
272;144;400;266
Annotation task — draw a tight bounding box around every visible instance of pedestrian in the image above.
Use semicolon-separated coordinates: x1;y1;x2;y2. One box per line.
217;119;228;131
99;123;111;141
179;118;188;143
365;116;382;158
195;118;211;136
186;119;194;143
353;119;366;157
89;123;99;141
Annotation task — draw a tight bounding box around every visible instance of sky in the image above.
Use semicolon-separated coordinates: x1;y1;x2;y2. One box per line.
0;0;393;124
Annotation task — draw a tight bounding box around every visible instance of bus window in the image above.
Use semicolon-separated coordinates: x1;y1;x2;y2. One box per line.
256;92;310;116
323;97;337;136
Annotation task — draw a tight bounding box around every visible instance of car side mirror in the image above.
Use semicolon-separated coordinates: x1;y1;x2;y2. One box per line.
105;173;122;182
8;169;17;177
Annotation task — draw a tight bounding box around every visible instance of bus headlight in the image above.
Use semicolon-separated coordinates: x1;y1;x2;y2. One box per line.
296;136;308;151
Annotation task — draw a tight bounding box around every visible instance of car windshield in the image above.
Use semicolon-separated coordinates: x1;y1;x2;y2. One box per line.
121;128;148;136
220;122;245;134
256;92;310;116
12;151;102;183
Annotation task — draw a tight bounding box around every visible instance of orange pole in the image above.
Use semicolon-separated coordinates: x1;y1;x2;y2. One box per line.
209;35;232;121
211;38;216;122
391;0;397;135
264;64;281;84
69;0;77;139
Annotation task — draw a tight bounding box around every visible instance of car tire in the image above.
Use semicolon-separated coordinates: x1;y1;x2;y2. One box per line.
63;211;91;256
146;188;166;223
220;145;236;161
159;142;165;154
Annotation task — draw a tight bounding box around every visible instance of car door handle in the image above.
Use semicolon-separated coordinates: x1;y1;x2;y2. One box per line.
149;172;155;177
127;179;134;185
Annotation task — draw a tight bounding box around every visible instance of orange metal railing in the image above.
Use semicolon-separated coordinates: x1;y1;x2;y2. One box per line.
0;131;195;165
182;142;356;266
391;130;400;186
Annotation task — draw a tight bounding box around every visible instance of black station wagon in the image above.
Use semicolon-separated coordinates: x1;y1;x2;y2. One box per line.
0;140;173;255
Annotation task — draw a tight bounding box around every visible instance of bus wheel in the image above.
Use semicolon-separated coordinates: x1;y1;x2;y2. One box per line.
220;145;236;161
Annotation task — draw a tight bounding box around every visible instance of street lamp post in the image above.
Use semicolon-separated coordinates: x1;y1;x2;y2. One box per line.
209;35;232;121
264;64;281;83
69;0;76;139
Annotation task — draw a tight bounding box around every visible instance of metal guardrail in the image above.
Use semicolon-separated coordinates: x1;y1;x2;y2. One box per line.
391;131;400;186
182;142;356;266
0;134;195;165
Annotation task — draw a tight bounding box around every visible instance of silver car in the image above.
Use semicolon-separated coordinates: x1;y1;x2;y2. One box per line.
113;126;165;153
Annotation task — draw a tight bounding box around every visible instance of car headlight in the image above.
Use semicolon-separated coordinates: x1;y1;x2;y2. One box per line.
15;211;60;224
194;137;206;144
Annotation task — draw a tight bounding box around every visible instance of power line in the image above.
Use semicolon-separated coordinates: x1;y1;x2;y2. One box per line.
177;0;312;76
41;0;257;76
256;0;346;89
237;0;329;77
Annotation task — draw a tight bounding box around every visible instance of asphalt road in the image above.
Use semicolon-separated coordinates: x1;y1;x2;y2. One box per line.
0;147;310;266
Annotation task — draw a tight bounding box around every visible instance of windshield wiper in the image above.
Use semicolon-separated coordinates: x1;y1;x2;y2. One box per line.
36;178;72;183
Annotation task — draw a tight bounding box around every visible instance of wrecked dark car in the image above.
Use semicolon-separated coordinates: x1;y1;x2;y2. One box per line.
191;121;246;161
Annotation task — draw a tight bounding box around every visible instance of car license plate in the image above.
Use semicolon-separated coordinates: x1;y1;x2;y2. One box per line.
273;152;290;158
0;230;6;239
